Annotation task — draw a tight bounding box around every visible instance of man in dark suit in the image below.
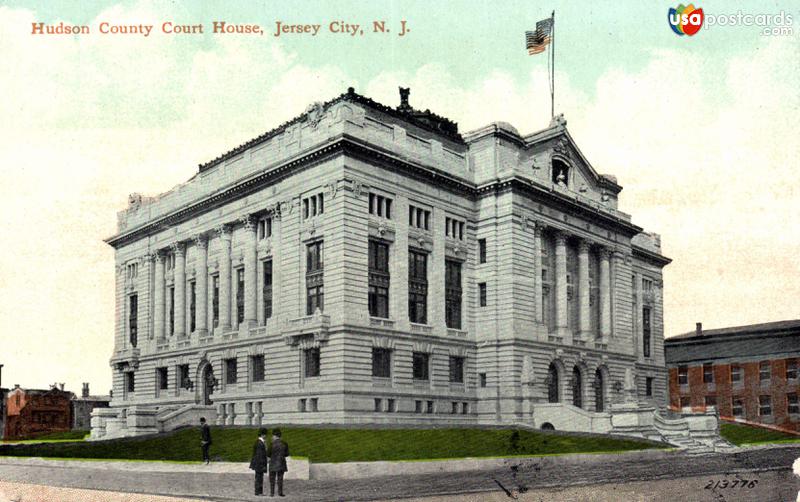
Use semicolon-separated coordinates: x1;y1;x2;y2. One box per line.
249;428;269;496
200;417;212;464
267;428;289;497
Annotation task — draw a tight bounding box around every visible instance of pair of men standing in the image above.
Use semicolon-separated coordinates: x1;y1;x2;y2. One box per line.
250;428;290;497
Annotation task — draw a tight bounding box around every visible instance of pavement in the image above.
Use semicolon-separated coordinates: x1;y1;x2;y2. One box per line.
0;446;798;502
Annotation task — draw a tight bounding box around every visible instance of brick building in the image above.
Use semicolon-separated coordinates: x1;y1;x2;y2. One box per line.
96;88;671;437
71;383;110;430
4;385;74;439
665;320;800;432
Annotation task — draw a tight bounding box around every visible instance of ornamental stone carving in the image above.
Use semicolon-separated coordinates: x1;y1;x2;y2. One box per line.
305;102;325;128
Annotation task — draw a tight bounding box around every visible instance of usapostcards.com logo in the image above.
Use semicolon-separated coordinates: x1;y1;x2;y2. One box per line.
668;4;704;36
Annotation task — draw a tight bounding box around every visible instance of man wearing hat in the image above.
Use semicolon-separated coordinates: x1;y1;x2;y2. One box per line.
267;428;289;497
249;428;269;496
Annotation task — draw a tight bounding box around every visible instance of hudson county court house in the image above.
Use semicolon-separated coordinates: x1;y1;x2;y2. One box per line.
92;88;685;441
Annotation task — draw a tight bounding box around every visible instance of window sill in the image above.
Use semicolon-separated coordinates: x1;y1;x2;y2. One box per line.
370;317;395;328
410;323;432;334
447;328;467;338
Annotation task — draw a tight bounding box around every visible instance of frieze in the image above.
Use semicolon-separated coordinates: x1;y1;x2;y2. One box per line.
305;101;325;128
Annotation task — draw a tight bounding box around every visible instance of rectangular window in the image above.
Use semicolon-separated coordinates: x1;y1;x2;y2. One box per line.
479;373;487;388
126;372;135;393
415;400;422;413
449;356;465;383
257;216;272;240
303;193;324;219
369;193;393;219
408;249;428;324
705;395;717;409
309;398;318;412
679;396;690;409
445;260;462;329
479;282;487;307
225;358;238;384
427;400;434;413
157;367;168;390
642;278;654;292
678;366;688;385
478;239;487;264
212;275;220;327
412;352;429;381
642;306;651;358
169;286;175;335
703;363;714;384
299;399;307;412
263;260;273;320
251;355;265;382
731;365;742;383
760;361;771;382
789;393;800;414
372;348;392;378
368;240;390;318
445;217;465;240
759;395;772;416
732;398;744;417
462;402;469;415
408;204;431;230
189;282;196;332
236;268;245;324
451;401;458;414
128;294;138;347
304;347;320;378
646;377;654;397
787;359;798;380
178;364;190;389
306;241;324;315
374;398;383;412
387;398;396;412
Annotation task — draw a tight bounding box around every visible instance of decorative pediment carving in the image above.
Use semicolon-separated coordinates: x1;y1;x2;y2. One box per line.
305;102;325;128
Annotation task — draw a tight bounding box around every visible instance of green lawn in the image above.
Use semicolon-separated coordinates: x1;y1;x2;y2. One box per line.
0;427;666;463
1;430;89;444
720;422;800;446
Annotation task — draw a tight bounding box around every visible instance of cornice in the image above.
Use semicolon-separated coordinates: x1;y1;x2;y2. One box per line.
632;245;672;267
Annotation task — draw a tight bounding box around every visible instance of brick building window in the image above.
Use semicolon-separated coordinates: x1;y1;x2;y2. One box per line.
128;294;138;347
408;205;430;230
478;239;487;263
304;347;320;378
445;260;462;329
263;260;273;320
251;355;265;382
306;241;324;315
372;348;392;378
225;358;238;384
236;268;245;324
178;364;190;389
759;395;772;416
646;377;654;397
789;393;800;414
303;192;324;219
412;352;429;381
368;193;392;219
787;359;798;380
257;216;272;240
408;249;428;324
678;366;688;385
680;396;690;409
157;367;168;390
760;361;771;382
449;356;465;383
189;282;196;332
703;363;714;384
732;398;744;417
731;365;742;383
705;395;716;409
368;240;390;318
212;275;220;327
445;217;465;240
642;306;651;358
479;282;487;307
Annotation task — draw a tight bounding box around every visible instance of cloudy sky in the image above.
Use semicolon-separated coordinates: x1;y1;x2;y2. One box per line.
1;1;798;393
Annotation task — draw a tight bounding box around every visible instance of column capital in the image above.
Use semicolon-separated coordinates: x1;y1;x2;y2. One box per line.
170;241;185;257
578;239;592;254
239;214;256;233
193;233;208;249
533;223;543;238
214;224;231;240
155;249;167;262
598;246;612;260
553;229;568;246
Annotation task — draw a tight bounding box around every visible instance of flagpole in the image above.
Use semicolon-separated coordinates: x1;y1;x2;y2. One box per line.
551;10;555;119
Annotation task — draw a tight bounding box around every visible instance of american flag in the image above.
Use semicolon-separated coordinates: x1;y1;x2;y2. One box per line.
526;17;553;55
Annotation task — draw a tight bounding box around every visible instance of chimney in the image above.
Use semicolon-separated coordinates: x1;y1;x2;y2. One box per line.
59;383;64;391
82;383;89;398
398;87;412;113
14;384;19;390
696;322;703;336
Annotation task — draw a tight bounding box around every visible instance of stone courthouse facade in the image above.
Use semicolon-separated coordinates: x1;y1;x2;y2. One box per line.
96;88;673;437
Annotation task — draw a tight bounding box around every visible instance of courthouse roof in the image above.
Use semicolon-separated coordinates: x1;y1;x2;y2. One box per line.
665;319;800;364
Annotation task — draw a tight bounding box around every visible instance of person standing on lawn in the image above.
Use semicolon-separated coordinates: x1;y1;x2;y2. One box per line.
267;428;289;497
200;417;212;464
249;428;269;496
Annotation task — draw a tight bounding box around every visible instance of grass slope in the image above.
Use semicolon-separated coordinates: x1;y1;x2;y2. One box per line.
720;422;800;446
0;427;665;463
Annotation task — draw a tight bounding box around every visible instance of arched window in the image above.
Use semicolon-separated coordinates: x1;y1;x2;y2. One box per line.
552;159;570;187
594;368;605;412
547;363;559;403
572;366;583;409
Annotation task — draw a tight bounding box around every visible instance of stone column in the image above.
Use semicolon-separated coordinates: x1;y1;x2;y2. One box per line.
599;247;611;342
578;239;591;339
554;231;569;339
194;234;208;337
173;242;186;338
241;216;257;328
217;225;232;332
153;252;165;341
533;224;543;325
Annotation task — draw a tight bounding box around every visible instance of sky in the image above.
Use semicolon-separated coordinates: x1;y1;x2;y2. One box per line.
0;1;798;394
